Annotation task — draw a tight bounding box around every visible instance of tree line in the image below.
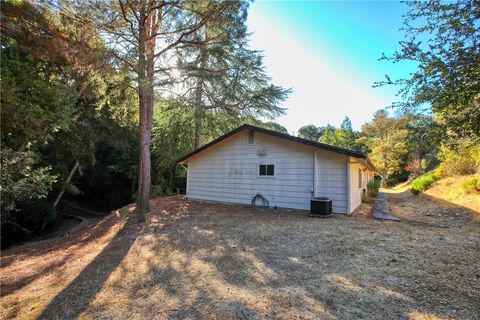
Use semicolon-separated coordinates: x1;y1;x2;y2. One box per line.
297;111;445;186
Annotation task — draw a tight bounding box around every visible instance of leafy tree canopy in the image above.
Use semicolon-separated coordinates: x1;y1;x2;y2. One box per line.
357;110;409;185
298;125;323;141
377;0;480;138
264;122;288;134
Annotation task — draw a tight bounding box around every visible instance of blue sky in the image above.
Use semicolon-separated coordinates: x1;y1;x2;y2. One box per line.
247;1;418;132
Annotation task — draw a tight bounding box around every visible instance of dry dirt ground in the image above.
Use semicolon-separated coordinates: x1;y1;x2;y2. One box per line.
1;195;479;320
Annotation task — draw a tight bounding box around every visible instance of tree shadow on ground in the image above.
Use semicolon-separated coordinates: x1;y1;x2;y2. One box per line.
4;196;478;319
37;217;140;319
0;215;121;297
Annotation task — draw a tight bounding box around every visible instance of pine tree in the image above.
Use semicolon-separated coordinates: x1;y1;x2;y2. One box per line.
174;1;289;149
298;125;322;141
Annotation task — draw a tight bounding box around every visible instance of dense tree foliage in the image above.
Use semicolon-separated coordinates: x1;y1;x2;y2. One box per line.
377;0;480;139
173;1;289;149
264;122;289;134
298;125;323;141
357;110;409;185
374;0;480;185
306;117;367;154
48;0;290;216
403;113;445;177
0;1;142;247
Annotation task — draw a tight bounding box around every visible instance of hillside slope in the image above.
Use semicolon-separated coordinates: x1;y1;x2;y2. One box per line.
423;175;479;214
385;174;479;226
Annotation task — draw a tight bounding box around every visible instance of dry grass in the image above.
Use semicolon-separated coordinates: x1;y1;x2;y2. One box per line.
1;196;479;319
385;176;480;227
386;175;480;215
424;176;480;215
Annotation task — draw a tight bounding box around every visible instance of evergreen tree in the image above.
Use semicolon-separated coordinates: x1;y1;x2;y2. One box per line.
174;1;289;149
404;113;445;178
264;122;289;134
334;117;358;151
55;0;234;216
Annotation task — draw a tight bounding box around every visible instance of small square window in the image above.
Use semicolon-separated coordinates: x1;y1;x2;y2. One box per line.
247;131;254;144
259;164;274;176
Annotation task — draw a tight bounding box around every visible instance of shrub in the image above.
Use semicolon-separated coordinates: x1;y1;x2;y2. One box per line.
1;148;57;213
367;179;381;198
362;179;381;203
361;191;371;203
461;176;480;194
411;173;438;195
436;139;480;178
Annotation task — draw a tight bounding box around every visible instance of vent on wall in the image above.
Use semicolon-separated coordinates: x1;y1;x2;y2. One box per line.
247;130;254;144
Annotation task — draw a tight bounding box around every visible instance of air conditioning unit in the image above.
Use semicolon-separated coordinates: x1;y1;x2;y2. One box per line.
310;197;332;216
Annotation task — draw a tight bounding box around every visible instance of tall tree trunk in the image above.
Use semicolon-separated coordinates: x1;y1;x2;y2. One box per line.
136;3;151;217
136;84;153;216
136;1;159;218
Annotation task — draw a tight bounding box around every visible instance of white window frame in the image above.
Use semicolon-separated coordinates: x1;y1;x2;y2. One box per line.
258;163;275;178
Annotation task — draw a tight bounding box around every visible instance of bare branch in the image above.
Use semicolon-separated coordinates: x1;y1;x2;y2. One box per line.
119;0;139;41
153;7;217;60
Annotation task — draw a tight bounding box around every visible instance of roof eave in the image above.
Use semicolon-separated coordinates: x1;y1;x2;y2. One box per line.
176;124;371;164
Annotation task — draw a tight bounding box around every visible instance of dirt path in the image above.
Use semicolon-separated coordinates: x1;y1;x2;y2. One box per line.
384;184;480;228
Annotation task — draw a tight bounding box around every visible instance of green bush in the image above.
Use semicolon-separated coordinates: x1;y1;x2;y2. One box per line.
362;179;381;203
1;148;57;213
436;139;480;178
461;176;480;194
367;179;381;198
411;173;438;195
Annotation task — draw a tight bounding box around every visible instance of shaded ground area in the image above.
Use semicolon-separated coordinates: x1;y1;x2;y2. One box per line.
2;201;109;251
1;196;479;320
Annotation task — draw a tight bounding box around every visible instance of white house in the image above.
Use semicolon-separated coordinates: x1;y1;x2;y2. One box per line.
177;124;377;214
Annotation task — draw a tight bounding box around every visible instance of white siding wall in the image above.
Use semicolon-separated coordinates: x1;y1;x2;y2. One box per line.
186;131;315;210
314;150;348;214
349;162;362;213
348;160;374;214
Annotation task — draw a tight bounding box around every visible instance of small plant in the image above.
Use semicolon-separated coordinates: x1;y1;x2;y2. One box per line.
461;176;480;194
367;179;381;198
411;172;438;195
361;191;372;203
362;179;381;203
